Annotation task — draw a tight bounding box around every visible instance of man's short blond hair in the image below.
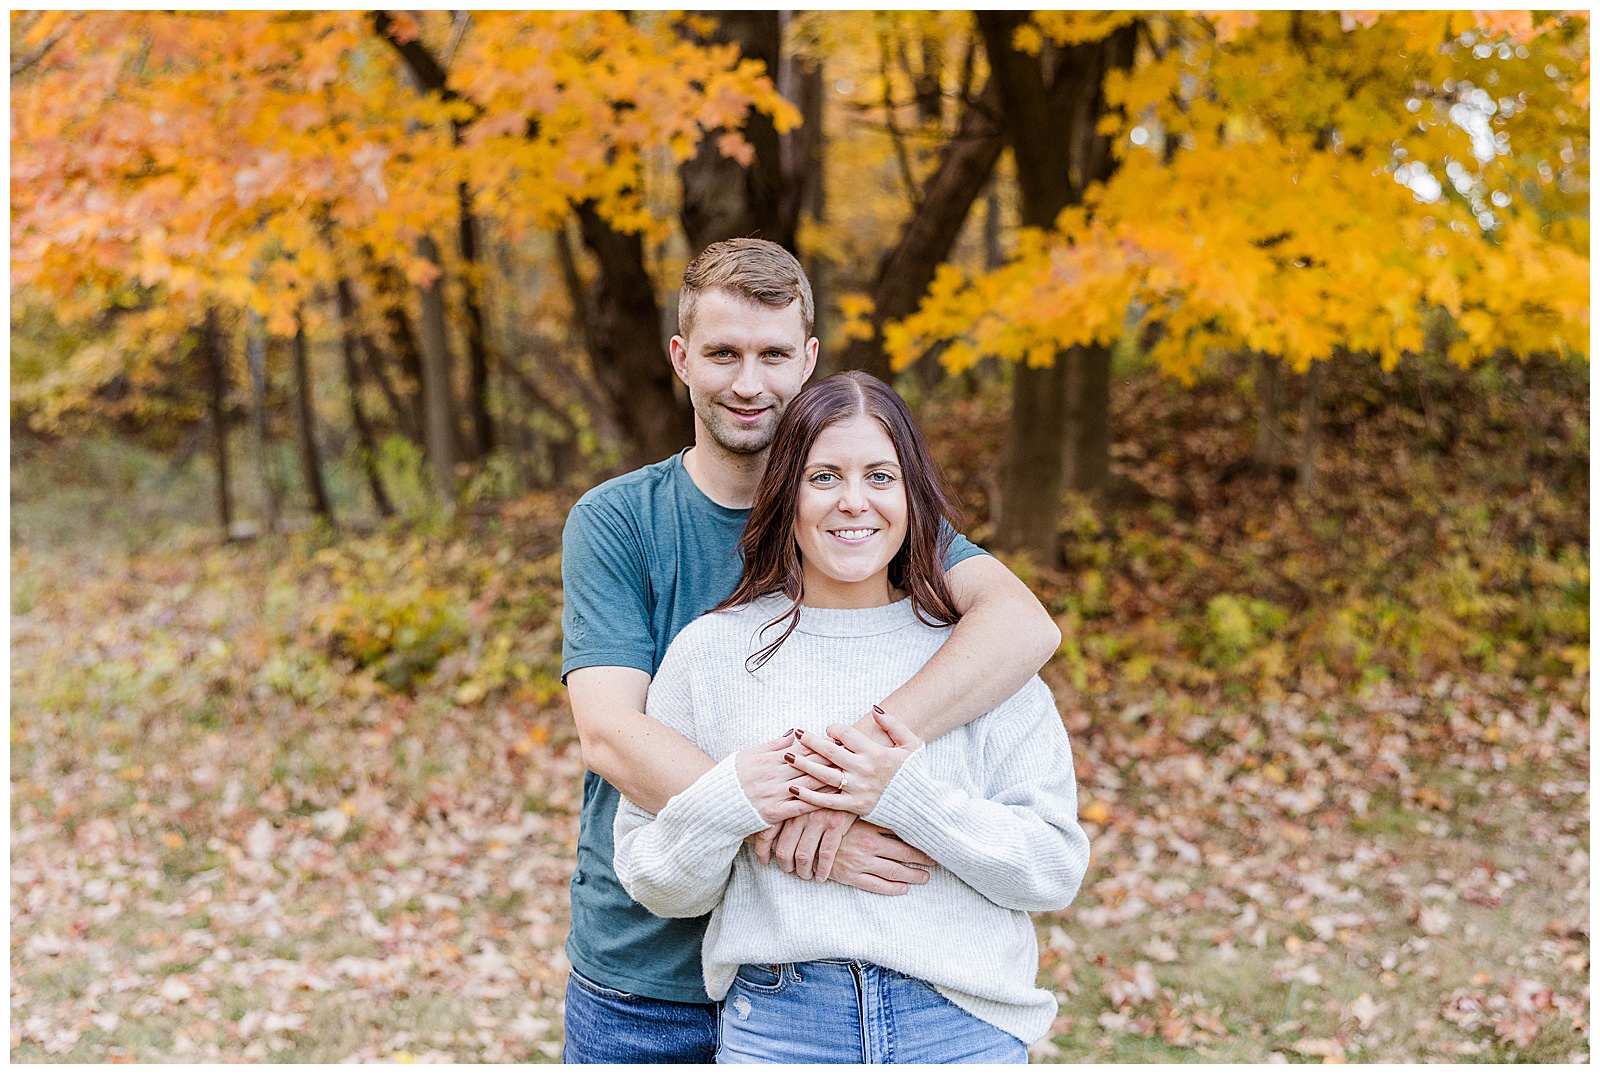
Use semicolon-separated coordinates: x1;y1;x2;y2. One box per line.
678;238;815;340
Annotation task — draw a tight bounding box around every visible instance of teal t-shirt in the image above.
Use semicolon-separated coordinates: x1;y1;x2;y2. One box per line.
559;448;985;1003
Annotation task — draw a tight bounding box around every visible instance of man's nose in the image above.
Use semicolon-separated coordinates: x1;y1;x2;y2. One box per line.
730;358;763;398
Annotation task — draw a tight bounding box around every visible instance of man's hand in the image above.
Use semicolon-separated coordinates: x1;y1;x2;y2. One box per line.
755;811;936;893
828;820;935;895
758;808;854;881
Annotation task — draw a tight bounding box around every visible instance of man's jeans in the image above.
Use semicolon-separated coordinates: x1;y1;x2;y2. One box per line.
715;959;1028;1064
561;968;719;1063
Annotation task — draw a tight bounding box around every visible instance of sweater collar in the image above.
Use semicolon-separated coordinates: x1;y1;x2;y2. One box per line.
749;592;923;638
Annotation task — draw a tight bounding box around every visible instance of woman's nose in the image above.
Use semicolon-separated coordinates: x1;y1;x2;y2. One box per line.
837;480;869;513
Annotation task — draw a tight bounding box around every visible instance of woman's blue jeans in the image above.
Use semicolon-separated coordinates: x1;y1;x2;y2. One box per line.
716;959;1028;1064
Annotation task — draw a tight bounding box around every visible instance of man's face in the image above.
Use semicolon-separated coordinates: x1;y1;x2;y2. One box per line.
669;288;818;457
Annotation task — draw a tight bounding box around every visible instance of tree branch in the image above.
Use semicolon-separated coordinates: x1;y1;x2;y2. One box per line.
878;21;923;214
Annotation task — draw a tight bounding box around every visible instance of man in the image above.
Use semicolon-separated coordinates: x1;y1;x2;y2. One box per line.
559;238;1060;1062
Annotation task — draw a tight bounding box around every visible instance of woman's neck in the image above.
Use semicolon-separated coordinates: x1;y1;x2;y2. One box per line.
798;563;905;609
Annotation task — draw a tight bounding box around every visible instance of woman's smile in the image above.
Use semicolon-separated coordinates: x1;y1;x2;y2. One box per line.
829;527;879;542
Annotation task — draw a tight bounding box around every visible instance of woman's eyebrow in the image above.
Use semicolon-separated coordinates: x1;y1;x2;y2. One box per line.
805;459;900;471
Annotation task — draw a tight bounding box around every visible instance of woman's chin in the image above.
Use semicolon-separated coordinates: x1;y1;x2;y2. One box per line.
797;556;892;601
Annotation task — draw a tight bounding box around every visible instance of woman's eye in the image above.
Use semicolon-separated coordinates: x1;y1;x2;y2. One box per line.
868;471;896;485
810;472;837;485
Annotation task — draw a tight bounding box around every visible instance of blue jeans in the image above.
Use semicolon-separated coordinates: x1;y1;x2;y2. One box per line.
716;960;1028;1064
561;967;720;1063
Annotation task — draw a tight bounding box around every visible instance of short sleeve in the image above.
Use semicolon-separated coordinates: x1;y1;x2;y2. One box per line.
939;518;987;572
561;503;656;680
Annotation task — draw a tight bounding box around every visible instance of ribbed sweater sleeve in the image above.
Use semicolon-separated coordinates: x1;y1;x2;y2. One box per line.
614;755;768;918
864;677;1089;912
612;632;768;919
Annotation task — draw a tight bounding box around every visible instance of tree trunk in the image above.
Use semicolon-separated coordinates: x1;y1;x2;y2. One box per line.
1063;342;1113;492
374;16;484;469
336;278;396;517
678;11;794;257
572;201;694;464
997;360;1070;561
979;11;1138;564
370;262;428;442
910;27;945;125
201;309;234;538
1298;359;1327;498
783;42;829;356
983;180;1004;270
836;78;1008;381
357;332;419;446
1252;351;1286;471
779;16;825;261
245;311;279;533
549;224;630;453
291;310;334;522
457;182;494;460
415;234;460;503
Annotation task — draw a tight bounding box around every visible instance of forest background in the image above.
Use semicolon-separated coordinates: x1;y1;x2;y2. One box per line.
9;9;1590;1063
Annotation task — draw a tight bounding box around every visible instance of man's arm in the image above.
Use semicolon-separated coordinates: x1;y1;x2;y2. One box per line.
878;552;1060;741
566;666;832;819
565;666;715;815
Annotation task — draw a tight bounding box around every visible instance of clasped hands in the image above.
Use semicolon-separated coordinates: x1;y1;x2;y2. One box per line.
733;707;931;894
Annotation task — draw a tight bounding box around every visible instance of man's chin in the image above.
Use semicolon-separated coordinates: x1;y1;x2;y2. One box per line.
702;417;777;456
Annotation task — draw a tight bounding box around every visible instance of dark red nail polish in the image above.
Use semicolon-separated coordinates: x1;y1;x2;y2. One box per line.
783;753;796;764
788;787;799;798
872;704;885;715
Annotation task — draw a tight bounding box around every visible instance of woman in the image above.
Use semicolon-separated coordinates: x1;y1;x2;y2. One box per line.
613;372;1089;1063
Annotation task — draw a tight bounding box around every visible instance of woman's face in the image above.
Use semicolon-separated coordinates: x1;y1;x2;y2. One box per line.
793;415;908;608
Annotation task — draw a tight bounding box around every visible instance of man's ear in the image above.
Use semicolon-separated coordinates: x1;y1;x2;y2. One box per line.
669;335;689;382
802;336;819;382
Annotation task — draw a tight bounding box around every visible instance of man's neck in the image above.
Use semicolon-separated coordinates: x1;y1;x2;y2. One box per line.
683;438;766;509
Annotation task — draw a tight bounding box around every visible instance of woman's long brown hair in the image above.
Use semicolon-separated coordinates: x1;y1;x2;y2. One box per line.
713;371;963;671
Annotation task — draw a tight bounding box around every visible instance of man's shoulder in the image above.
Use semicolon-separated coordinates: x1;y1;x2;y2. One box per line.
572;453;685;516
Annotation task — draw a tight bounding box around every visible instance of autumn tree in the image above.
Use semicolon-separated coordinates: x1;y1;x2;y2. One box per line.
891;10;1589;561
828;14;1011;383
12;11;797;491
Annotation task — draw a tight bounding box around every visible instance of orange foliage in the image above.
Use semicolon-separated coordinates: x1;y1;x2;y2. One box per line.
889;11;1589;380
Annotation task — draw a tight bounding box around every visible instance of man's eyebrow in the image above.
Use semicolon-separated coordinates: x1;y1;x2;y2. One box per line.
700;340;795;354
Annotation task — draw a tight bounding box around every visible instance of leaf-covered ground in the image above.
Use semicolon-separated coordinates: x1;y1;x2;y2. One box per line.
11;353;1589;1062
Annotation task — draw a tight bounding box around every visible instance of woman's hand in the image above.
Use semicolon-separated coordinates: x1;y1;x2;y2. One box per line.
787;707;923;817
735;731;820;826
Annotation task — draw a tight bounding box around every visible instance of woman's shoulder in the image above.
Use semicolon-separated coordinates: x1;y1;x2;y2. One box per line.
668;595;788;656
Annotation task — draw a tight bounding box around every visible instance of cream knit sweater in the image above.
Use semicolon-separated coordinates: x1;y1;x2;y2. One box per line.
612;594;1090;1044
